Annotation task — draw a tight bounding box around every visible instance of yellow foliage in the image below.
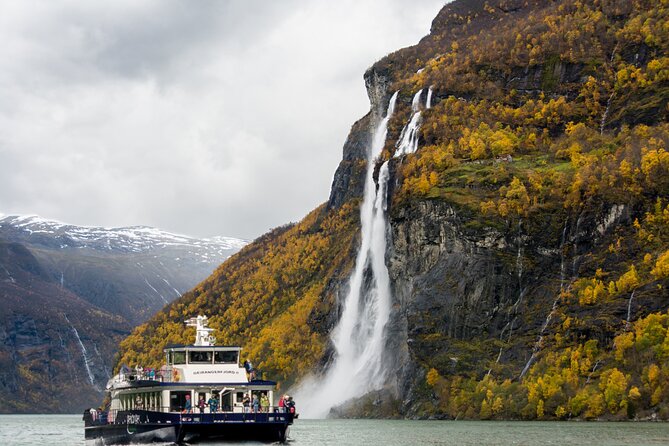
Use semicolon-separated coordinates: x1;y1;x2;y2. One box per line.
628;386;641;401
427;368;441;387
651;250;669;279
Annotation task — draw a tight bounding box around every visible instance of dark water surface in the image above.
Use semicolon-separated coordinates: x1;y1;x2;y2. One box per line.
1;415;669;445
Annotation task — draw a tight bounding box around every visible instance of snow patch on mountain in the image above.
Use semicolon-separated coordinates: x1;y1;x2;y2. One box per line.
0;214;248;260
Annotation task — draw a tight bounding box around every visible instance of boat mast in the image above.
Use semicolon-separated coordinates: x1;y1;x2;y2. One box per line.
185;315;216;346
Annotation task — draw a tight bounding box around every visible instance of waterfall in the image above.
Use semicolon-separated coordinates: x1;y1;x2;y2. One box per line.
519;221;570;380
625;290;636;330
93;343;111;378
296;92;398;418
559;221;568;292
162;278;182;298
1;265;16;283
426;86;433;110
64;314;97;389
144;277;169;304
600;90;615;135
394;89;424;157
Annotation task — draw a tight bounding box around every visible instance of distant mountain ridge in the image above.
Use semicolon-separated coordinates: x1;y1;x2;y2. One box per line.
0;214;246;255
0;213;247;413
0;214;247;324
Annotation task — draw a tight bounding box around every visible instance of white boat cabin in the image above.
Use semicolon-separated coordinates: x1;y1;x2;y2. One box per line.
107;316;276;414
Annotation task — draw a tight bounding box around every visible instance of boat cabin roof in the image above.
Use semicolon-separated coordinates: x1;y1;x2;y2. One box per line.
164;345;241;351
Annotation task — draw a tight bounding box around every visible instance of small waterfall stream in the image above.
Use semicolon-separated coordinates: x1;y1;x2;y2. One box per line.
519;220;570;380
64;314;97;389
625;290;636;330
296;92;399;418
1;265;16;283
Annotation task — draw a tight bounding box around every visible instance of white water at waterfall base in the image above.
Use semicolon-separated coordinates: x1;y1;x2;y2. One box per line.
294;92;398;418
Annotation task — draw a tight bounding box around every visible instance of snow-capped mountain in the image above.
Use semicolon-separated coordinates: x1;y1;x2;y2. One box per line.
0;214;247;259
0;213;247;325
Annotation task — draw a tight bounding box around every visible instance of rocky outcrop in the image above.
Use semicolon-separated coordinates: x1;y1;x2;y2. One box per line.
327;66;393;210
375;193;649;416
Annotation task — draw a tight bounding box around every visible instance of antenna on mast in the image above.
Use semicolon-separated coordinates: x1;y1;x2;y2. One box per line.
185;315;216;346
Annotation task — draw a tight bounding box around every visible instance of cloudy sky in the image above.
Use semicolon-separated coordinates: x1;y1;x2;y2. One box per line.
0;0;445;240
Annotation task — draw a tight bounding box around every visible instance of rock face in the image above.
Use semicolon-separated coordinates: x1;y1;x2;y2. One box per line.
326;65;393;211
0;240;130;413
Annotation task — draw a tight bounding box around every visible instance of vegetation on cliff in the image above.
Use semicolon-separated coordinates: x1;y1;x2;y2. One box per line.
383;0;669;420
117;203;359;388
116;0;668;419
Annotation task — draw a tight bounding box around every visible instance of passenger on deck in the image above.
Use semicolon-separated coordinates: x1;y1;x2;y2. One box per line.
98;407;107;424
260;393;269;413
208;394;219;413
243;359;256;380
286;396;296;414
183;394;192;413
252;394;260;413
198;396;206;413
278;394;285;413
242;394;250;413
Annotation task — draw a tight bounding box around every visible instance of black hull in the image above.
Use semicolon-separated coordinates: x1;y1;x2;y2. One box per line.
85;410;292;444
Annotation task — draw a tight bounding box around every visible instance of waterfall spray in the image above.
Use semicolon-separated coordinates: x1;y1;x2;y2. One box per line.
295;92;399;418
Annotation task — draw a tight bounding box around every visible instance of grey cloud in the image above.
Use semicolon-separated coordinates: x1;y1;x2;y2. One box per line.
0;0;446;239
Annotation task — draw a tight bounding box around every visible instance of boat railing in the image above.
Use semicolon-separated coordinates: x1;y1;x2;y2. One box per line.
86;407;295;426
109;368;171;385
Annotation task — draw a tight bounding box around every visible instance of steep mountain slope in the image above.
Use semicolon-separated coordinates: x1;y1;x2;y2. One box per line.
0;215;246;413
117;0;669;420
0;215;246;324
0;240;130;413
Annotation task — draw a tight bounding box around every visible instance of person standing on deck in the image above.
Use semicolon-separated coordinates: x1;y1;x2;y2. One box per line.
242;394;250;413
197;396;206;413
183;394;192;414
260;393;269;413
243;359;256;380
252;393;260;413
208;394;219;413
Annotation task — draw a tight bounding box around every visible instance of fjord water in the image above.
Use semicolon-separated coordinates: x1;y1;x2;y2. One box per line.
3;415;669;446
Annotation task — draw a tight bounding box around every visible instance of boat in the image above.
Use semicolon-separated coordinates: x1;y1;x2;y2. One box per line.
83;315;296;444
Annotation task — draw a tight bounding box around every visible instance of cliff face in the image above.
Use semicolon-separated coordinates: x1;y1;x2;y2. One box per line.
117;0;669;420
314;0;669;419
0;240;130;413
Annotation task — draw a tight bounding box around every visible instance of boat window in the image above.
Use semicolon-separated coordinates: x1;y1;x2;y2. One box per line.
172;351;186;365
214;350;238;364
189;350;213;364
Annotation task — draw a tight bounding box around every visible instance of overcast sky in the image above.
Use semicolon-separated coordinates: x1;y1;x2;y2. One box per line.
0;0;445;240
